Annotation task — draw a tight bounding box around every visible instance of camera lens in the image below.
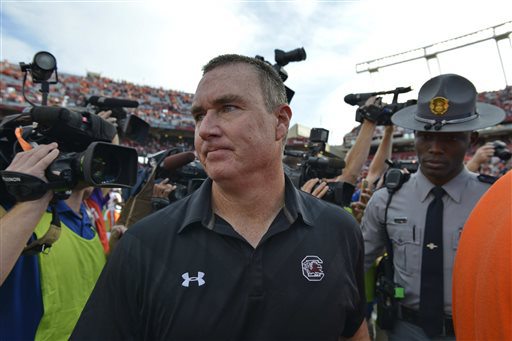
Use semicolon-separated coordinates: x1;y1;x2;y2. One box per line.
34;52;57;71
493;141;512;161
90;156;119;184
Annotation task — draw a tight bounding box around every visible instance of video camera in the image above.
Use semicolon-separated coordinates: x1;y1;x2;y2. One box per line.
284;128;347;205
0;51;138;202
344;86;417;125
86;95;150;144
154;149;207;203
493;140;512;161
385;158;419;174
255;47;307;103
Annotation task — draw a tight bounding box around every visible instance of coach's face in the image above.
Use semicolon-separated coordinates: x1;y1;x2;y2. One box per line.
415;131;473;186
191;63;285;184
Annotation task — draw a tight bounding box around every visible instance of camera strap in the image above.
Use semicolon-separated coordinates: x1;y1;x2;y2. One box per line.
23;201;62;256
0;171;52;202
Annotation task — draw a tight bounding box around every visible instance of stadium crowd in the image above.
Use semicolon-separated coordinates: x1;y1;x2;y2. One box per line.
0;60;195;131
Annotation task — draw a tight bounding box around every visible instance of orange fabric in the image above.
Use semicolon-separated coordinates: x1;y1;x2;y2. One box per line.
452;171;512;340
85;198;110;254
15;127;32;151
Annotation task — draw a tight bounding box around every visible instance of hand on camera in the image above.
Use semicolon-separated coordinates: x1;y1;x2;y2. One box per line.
359;98;384;123
97;110;117;128
152;178;176;199
301;178;329;199
109;224;128;254
6;143;60;182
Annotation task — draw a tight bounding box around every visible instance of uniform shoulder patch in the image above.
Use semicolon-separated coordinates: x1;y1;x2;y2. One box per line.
477;174;498;185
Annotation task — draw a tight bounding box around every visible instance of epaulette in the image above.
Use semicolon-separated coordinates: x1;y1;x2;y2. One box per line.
477;174;498;185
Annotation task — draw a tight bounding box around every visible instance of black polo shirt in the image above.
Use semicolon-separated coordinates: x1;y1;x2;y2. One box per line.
72;176;366;341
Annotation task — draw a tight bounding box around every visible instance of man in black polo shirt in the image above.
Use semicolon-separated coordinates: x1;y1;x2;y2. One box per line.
72;54;368;340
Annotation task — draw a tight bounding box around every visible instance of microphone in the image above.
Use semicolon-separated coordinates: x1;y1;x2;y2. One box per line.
283;150;308;158
161;152;196;172
343;92;378;106
307;156;345;170
88;96;139;108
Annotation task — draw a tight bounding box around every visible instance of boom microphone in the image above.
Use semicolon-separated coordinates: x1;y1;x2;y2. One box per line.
343;92;378;106
161;152;196;172
308;156;345;170
88;96;139;108
344;87;412;106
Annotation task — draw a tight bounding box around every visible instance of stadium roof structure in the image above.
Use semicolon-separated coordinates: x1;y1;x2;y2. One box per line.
356;21;512;85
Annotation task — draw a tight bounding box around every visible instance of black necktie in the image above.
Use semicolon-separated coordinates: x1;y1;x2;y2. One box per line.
419;186;445;337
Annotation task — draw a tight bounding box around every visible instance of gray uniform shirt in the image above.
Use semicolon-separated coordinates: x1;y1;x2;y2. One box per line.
361;167;490;315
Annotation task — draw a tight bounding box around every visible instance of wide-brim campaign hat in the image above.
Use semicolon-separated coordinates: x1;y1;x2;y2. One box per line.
392;73;506;132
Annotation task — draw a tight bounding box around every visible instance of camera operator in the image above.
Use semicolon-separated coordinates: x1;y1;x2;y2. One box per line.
0;143;59;284
466;140;511;177
301;96;384;207
465;142;495;173
350;124;395;224
0;112;128;341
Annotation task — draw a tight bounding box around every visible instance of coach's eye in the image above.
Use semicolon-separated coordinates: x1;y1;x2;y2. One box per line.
220;105;238;113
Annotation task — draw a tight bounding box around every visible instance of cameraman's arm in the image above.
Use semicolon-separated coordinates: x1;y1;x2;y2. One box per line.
366;125;393;190
337;119;377;185
0;143;59;284
466;143;494;173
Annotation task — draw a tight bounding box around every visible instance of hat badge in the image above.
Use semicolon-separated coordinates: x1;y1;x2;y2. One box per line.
429;97;449;116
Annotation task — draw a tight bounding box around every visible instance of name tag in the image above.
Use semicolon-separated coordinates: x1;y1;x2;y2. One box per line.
393;217;408;224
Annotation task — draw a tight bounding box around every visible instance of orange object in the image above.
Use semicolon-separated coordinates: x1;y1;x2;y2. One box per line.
85;198;110;254
452;171;511;340
15;127;33;151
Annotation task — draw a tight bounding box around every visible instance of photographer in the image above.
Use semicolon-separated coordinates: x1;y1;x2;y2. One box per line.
301;96;384;207
0;143;108;340
350;124;395;224
465;142;495;173
0;109;130;340
0;143;59;284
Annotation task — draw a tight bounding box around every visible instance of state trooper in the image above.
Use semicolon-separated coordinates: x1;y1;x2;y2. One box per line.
361;73;505;340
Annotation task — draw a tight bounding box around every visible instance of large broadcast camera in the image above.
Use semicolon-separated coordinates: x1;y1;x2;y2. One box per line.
284;128;347;205
0;51;138;202
255;47;306;103
344;86;417;125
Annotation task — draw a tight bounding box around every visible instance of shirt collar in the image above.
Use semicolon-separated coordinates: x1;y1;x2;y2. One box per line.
177;175;314;234
416;167;471;203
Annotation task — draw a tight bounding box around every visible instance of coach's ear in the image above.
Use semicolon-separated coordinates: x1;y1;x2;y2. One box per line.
275;104;292;142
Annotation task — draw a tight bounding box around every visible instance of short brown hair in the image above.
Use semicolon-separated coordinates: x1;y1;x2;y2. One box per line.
202;54;288;112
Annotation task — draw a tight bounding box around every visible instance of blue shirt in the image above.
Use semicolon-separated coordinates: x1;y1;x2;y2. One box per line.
0;200;95;340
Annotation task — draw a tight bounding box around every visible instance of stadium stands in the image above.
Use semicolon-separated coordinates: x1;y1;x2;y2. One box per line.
1;59;511;169
0;60;195;155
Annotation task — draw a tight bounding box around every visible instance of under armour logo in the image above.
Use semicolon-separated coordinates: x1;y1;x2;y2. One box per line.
181;272;206;287
426;243;438;250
